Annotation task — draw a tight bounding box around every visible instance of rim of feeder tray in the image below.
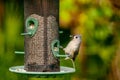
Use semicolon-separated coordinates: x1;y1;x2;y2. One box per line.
9;66;75;76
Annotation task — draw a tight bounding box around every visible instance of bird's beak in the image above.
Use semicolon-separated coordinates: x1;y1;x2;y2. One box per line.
69;35;74;38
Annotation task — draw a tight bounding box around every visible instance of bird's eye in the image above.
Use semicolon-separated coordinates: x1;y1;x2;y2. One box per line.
75;36;78;39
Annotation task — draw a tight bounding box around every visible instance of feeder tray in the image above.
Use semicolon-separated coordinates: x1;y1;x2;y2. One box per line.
9;66;75;78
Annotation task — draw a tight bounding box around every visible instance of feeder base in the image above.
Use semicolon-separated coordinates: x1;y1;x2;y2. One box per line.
9;66;75;78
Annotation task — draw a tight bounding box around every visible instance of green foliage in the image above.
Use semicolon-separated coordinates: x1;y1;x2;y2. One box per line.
0;1;24;80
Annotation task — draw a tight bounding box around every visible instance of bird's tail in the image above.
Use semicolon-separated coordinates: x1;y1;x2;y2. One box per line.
70;59;76;70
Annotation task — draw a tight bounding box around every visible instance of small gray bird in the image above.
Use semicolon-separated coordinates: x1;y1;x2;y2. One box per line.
63;34;81;61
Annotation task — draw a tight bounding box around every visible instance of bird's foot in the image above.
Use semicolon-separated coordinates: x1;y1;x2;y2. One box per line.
65;57;70;60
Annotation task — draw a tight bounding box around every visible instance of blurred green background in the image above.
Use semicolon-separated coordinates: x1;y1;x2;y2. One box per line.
0;0;120;80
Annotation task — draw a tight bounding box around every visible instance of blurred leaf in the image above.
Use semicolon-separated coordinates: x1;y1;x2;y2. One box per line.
60;11;72;28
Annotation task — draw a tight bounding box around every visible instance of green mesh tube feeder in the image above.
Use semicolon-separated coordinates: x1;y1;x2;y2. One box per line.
9;0;76;78
9;16;76;77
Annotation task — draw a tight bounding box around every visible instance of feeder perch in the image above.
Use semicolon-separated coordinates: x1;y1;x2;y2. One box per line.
9;0;75;77
21;17;39;37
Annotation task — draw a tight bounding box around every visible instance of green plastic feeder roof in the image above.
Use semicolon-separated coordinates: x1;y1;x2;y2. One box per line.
9;66;75;78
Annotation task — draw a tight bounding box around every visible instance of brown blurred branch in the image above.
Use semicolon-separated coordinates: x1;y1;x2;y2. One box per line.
107;41;120;80
110;0;120;9
107;0;120;78
110;0;120;16
0;0;4;28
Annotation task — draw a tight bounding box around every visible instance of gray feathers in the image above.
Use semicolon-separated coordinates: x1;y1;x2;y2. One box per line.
63;34;81;61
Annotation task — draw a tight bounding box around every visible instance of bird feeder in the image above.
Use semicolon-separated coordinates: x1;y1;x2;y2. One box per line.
9;0;75;77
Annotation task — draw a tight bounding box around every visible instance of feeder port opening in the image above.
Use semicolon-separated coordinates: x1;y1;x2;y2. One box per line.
28;20;35;29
